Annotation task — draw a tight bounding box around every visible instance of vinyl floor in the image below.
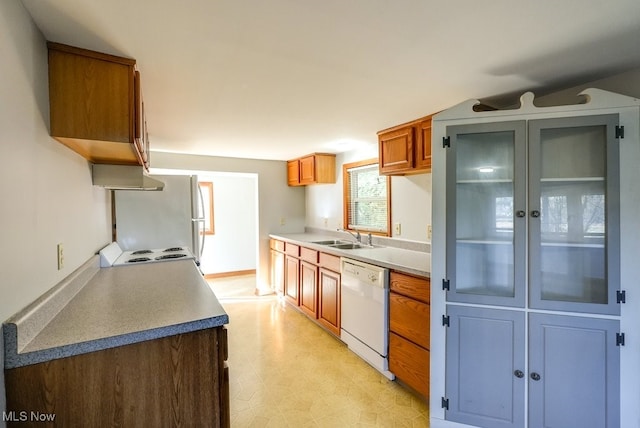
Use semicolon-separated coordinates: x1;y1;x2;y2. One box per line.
207;275;429;427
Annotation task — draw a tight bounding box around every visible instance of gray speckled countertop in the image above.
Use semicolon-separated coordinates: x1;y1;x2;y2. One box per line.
4;257;228;369
269;233;430;278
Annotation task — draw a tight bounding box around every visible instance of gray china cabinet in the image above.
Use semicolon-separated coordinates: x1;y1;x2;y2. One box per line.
430;89;640;428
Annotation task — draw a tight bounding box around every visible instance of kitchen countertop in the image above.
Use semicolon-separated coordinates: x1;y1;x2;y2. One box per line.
269;233;430;278
3;257;228;369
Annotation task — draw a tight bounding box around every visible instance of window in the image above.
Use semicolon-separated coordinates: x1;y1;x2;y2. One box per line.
198;182;214;235
343;159;390;236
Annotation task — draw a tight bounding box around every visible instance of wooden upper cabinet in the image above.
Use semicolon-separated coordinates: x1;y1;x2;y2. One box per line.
378;114;433;175
287;153;336;186
287;160;300;186
47;42;148;169
415;118;432;170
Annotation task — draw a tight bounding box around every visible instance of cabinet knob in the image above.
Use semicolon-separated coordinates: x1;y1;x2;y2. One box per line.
530;372;541;381
531;210;541;218
514;370;524;378
516;210;526;218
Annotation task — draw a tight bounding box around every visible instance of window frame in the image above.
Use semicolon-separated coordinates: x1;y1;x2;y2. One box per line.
342;158;391;237
198;181;215;235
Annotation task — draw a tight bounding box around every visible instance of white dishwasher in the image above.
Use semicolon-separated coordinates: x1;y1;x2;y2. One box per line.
340;258;394;380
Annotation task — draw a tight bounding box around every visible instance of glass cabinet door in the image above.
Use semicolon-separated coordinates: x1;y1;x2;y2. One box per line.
446;121;527;307
528;114;620;315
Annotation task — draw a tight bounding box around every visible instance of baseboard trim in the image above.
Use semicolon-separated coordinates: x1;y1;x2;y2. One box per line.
204;269;256;279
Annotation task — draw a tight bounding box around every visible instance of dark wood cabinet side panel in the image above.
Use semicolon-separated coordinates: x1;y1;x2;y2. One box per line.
5;328;228;427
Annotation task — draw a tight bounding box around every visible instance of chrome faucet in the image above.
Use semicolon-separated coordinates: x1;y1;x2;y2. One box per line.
337;228;361;243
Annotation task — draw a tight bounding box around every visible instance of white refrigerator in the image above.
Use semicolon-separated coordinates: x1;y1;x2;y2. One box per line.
114;175;205;264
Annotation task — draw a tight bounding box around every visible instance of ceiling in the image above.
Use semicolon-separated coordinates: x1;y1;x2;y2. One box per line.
20;0;640;161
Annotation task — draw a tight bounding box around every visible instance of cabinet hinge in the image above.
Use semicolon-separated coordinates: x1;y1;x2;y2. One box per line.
617;290;626;304
441;397;449;410
615;125;625;139
443;136;451;148
616;333;625;346
442;279;450;291
442;315;450;327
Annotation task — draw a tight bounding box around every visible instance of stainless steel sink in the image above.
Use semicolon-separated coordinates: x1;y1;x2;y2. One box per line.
329;243;364;249
311;239;350;245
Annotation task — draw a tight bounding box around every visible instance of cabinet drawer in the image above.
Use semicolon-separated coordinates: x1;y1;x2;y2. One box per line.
319;252;340;272
390;271;430;303
390;292;430;349
270;239;285;252
285;243;300;256
389;332;429;398
300;247;318;263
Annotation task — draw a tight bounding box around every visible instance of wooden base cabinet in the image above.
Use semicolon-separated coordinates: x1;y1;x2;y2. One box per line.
5;328;230;427
273;241;341;337
318;267;341;336
300;260;318;318
270;239;285;294
388;271;430;398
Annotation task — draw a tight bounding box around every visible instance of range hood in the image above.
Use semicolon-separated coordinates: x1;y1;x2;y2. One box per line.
92;164;165;191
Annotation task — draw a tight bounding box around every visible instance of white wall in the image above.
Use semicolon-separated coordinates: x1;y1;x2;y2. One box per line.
0;0;112;421
198;173;258;275
149;151;305;291
305;144;432;243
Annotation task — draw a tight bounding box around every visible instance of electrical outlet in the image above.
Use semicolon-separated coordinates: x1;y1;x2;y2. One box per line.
280;217;286;226
57;243;64;270
428;225;432;240
394;223;401;235
323;217;329;227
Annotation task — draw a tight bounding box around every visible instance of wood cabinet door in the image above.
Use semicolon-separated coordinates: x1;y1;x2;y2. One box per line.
298;156;316;184
390;272;430;303
389;332;430;398
299;261;318;318
285;255;300;305
389;292;430;349
287;160;300;186
379;125;414;174
318;268;340;336
415;118;432;171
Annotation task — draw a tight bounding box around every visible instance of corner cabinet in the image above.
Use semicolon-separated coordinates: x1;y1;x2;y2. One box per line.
47;42;149;169
431;90;640;428
287;153;336;186
378;115;433;175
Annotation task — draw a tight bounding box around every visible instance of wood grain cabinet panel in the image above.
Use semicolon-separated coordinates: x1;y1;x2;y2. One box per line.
5;328;230;427
390;271;430;303
389;270;431;398
285;255;300;305
318;267;341;336
47;42;148;169
389;332;430;398
379;125;415;174
300;260;318;318
390;293;430;349
286;153;336;186
378;115;434;175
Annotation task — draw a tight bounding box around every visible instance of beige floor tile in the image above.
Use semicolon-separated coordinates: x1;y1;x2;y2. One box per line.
209;276;429;427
